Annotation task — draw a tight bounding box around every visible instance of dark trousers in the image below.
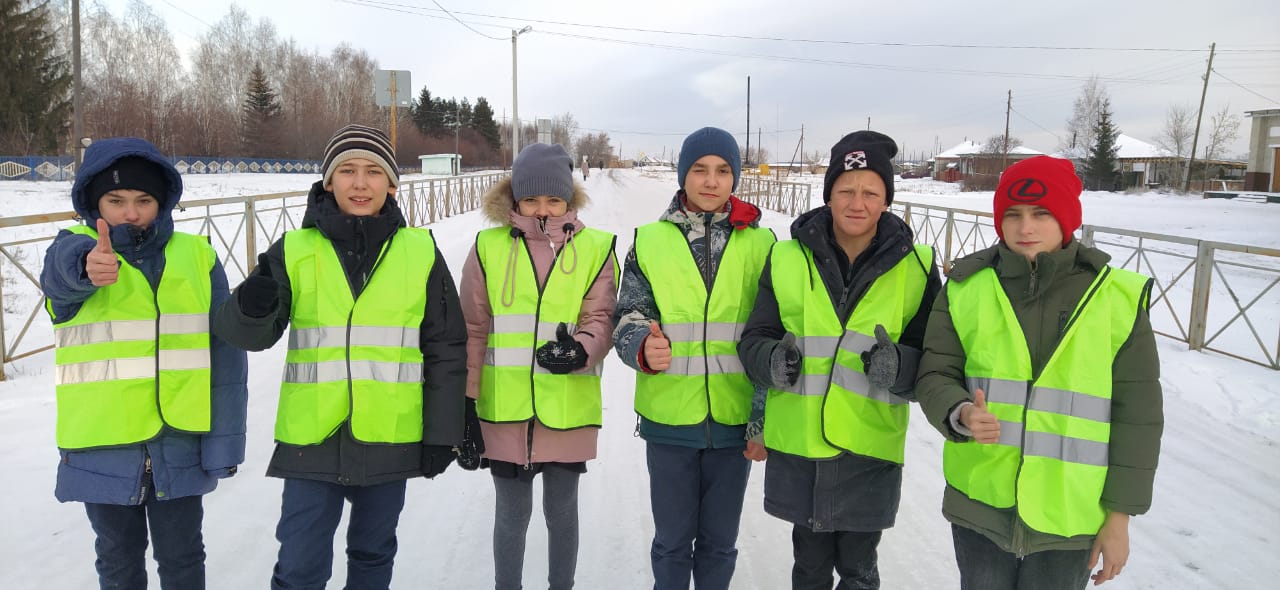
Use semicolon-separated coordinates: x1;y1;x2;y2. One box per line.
84;493;205;590
791;525;881;590
492;467;581;590
952;524;1092;590
271;478;407;590
646;442;751;590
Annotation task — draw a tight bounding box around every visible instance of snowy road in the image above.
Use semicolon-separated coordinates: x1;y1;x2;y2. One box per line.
1;168;1277;588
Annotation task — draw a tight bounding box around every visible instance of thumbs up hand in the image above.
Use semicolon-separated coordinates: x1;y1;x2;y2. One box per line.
960;388;1001;444
85;218;119;287
642;321;672;371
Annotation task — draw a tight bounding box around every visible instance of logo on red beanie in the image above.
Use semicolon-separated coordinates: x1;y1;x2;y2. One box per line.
1007;178;1048;202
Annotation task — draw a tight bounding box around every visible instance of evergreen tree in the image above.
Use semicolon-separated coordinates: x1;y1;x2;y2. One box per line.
1083;99;1121;191
458;97;473;128
0;0;72;154
438;97;459;132
240;62;282;158
470;97;501;151
410;86;444;136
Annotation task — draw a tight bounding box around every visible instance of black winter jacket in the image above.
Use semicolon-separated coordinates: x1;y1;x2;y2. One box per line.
213;180;468;486
737;207;941;531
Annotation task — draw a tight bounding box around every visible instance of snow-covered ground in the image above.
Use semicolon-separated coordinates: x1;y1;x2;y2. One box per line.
1;169;1278;589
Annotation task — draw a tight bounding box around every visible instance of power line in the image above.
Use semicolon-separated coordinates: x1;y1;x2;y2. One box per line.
339;0;1280;54
1212;68;1280;105
1010;106;1064;143
427;0;504;41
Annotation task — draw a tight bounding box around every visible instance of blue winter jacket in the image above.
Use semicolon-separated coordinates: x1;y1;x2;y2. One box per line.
39;137;248;505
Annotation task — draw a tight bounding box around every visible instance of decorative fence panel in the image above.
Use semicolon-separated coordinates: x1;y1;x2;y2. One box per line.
737;177;811;216
893;201;1280;370
0;173;503;380
0;155;323;181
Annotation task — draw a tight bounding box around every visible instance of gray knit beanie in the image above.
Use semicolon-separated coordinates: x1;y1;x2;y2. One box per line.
321;124;399;187
511;143;574;202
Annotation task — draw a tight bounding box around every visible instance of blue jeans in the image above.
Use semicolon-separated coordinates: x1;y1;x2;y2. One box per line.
646;442;751;590
84;493;205;589
271;478;407;590
791;525;881;590
952;524;1092;590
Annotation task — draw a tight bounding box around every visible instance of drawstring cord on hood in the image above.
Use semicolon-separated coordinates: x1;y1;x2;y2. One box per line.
558;222;579;275
501;227;524;308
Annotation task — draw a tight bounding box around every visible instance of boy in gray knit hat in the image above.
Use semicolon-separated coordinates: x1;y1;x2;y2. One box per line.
612;126;776;589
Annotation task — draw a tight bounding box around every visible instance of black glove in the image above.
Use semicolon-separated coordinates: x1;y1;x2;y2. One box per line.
237;253;279;318
421;444;456;478
535;323;589;375
456;398;485;471
769;332;802;388
861;324;900;390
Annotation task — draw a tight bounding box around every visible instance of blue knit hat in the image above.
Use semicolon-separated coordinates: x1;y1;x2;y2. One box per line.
512;143;575;202
678;127;741;192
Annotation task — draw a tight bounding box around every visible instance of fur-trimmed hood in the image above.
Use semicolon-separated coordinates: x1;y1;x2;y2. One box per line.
481;176;591;226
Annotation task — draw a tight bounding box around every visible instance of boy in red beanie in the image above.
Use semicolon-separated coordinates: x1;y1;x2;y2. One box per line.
915;155;1164;588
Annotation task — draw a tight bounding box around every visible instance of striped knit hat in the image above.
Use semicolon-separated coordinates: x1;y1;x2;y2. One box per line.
321;124;398;188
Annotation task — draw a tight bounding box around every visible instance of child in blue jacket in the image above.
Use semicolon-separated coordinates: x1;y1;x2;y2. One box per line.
40;137;248;589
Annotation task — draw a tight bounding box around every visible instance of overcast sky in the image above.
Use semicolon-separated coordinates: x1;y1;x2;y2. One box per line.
102;0;1279;162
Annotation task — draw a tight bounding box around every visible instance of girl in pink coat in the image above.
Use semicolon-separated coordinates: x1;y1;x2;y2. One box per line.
458;143;617;590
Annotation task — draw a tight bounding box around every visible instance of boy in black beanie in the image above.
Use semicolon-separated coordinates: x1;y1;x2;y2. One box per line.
738;130;941;588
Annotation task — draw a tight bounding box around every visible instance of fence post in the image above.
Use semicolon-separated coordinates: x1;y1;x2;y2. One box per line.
0;253;7;381
1188;241;1214;350
1081;225;1095;247
944;210;955;273
243;196;257;274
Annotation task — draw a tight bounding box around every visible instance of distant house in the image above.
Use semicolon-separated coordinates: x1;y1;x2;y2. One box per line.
418;153;460;175
1244;109;1280;192
1063;134;1244;191
635;154;673;168
930;140;1044;186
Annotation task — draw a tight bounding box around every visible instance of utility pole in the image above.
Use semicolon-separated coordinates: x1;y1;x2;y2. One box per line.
1003;89;1012;172
389;73;399;154
72;0;83;169
453;103;460;175
867;117;871;130
1183;42;1216;193
745;76;751;167
757;128;762;168
511;27;532;158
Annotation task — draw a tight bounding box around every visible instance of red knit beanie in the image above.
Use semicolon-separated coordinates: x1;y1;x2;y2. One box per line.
993;155;1083;244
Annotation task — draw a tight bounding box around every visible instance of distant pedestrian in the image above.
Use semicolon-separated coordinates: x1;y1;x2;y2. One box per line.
41;137;248;589
915;155;1164;589
582;154;590;180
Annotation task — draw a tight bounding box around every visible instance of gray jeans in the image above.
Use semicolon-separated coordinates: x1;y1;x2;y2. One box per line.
493;468;581;590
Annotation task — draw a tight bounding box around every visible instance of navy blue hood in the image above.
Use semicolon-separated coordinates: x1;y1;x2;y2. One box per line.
71;137;183;223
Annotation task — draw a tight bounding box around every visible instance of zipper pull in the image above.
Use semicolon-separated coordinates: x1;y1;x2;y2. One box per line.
144;455;152;473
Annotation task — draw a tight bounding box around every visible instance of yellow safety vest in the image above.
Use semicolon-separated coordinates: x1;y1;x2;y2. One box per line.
633;221;775;426
765;241;932;462
944;265;1151;537
278;227;435;445
474;225;616;430
50;227;214;450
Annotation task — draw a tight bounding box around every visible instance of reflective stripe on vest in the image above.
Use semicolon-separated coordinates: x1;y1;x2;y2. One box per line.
765;241;932;462
475;226;616;430
633;221;775;426
51;227;214;450
944;264;1151;537
278;227;435;445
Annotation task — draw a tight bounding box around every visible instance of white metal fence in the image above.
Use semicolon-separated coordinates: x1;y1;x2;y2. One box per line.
895;201;1280;370
2;178;1276;378
0;173;504;380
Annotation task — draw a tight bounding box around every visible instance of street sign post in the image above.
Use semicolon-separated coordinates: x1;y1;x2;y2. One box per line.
374;69;412;155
